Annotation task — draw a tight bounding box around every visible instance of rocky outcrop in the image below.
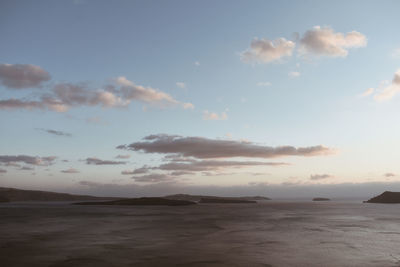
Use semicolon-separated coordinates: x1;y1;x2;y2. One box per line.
365;191;400;203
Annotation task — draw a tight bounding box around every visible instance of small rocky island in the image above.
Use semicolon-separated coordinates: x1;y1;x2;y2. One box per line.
74;197;197;206
312;197;330;201
199;197;256;204
365;191;400;203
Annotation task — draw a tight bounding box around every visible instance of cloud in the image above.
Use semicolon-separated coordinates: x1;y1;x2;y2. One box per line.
182;102;195;109
373;70;400;101
0;72;193;112
132;173;172;183
257;82;271;87
115;154;130;159
116;76;193;109
0;168;7;173
299;26;367;57
117;134;335;159
288;71;300;78
37;128;72;137
360;88;374;97
203;110;228;120
156;159;288;172
0;155;56;166
61;168;80;173
384;173;396;177
19;166;35;171
194;61;200;66
121;167;149;175
310;174;333;180
176;82;186;89
0;63;51;89
241;38;295;63
86;157;126;165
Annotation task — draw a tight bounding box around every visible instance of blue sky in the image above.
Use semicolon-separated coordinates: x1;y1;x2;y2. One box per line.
1;0;400;197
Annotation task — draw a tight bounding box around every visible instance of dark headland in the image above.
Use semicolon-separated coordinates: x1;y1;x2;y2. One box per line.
0;187;119;202
74;197;196;206
312;197;331;201
365;191;400;203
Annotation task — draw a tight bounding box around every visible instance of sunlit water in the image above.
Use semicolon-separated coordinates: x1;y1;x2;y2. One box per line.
1;201;400;266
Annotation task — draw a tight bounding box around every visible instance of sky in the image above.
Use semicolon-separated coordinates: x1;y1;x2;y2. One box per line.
1;0;400;198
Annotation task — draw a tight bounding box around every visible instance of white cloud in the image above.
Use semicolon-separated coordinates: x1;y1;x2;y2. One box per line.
241;37;295;63
194;61;200;66
373;69;400;101
299;26;367;57
288;71;300;78
360;88;374;97
203;110;228;120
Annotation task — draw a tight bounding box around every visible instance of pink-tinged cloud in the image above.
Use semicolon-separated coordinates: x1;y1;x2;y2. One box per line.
299;26;367;57
117;134;336;159
241;38;295;63
373;70;400;101
0;63;50;89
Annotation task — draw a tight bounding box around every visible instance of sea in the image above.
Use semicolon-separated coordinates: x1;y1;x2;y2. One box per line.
1;200;400;266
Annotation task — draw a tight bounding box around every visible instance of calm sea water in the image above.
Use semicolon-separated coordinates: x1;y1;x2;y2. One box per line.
1;201;400;266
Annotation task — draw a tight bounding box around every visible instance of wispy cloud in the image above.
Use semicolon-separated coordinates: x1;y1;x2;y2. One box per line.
86;157;126;165
288;71;300;78
115;154;130;159
373;69;400;101
203;110;228;120
61;168;80;173
257;82;271;87
0;155;56;166
310;174;334;180
37;128;72;137
176;82;186;89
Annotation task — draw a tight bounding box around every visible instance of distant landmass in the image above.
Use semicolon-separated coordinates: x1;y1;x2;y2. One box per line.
365;191;400;203
199;197;256;204
165;194;270;202
74;197;196;206
0;187;118;202
312;197;330;201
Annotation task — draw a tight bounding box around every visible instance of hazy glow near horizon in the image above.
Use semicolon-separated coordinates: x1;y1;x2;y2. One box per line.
1;0;400;197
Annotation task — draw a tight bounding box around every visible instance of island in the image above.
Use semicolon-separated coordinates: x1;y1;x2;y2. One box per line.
364;191;400;203
312;197;331;201
199;197;256;204
73;197;197;206
164;194;270;202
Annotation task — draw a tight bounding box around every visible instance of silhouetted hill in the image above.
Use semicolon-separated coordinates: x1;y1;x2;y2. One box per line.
312;197;330;201
199;197;256;204
365;191;400;203
74;197;196;206
0;187;118;202
165;194;270;202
